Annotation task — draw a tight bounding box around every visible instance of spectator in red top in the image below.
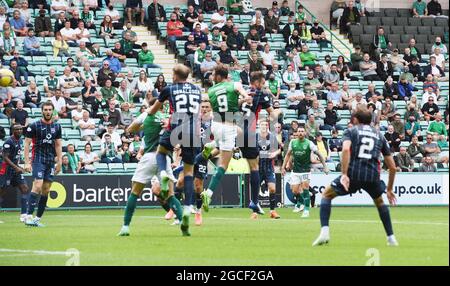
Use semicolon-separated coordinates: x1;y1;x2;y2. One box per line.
167;12;184;51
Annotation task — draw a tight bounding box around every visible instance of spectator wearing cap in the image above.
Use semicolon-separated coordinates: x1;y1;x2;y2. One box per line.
376;53;394;82
138;42;160;69
34;9;54;37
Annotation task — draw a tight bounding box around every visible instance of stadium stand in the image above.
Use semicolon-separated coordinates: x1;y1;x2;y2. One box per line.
0;0;448;175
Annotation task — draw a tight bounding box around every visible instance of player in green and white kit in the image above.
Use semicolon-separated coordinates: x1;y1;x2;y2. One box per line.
201;65;251;211
282;127;329;218
118;98;187;236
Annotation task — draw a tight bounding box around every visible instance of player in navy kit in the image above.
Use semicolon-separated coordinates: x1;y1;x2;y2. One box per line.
148;64;202;236
23;101;63;227
239;71;279;219
257;119;281;219
313;107;398;246
0;124;29;222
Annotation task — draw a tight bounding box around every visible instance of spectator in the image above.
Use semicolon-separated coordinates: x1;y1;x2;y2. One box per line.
431;47;446;71
99;15;115;39
376;53;393;82
24;81;41;108
392;113;405;140
69;9;84;30
421;97;440;121
299;44;317;70
220;18;234;41
71;101;84;124
80;5;95;30
74;22;97;49
419;156;437;172
350;45;363;71
390;49;408;73
134;70;153;101
138;42;160;69
412;0;428;17
119;102;134;129
9;59;28;86
385;125;401;152
23;29;46;56
34;9;53;37
208;27;223;50
427;113;447;141
322;101;343;130
408;39;422;62
310;19;330;51
97;60;117;87
80;62;98;86
305;114;320;139
172;6;186;23
383;77;399;101
359;53;380;81
303;69;322;96
250;18;267;42
147;0;166;30
211;7;226;29
266;73;281;100
100;133;123;164
116;79;133;103
0;7;8;31
191;23;208;45
423;56;446;81
228;0;244;15
65;144;83;174
82;79;97;106
327;83;344;108
249;53;264;73
314;132;331;162
295;5;308;24
407;56;423;82
43;68;60;97
405;114;422;142
404;102;421;121
282;15;299;43
371;27;392;59
76;41;96;65
203;0;218;13
184;5;199;31
59;66;82;96
365;83;383;102
153;74;167;98
408;135;424;162
298;93;313;121
286;30;303;53
397;75;415;101
62;155;73;174
10;99;29;127
421;86;438;106
9;10;28;36
286;83;303;110
166;13;184;51
380;97;397;121
52;31;70;57
54;11;67;32
340;0;360;34
431;37;447;54
280;0;291;16
324;64;340;88
395;147;415;172
93;94;109;119
200;52;217;85
329;129;343;152
184;34;198;72
60;20;77;47
282;65;300;86
101;79;119;102
51;89;68;118
423;134;449;163
79;143;100;173
427;0;448;18
125;0;144;26
265;9;279;34
245;27;263;50
62;90;78;113
0;29;15;57
51;0;70;18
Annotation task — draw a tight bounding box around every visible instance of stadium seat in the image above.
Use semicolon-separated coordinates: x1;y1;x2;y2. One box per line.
421;18;435;27
363;25;377;35
367;17;381;26
93;163;109;173
109;163;125;173
395;17;408;26
408;17;422;26
401;34;414;43
404;26;418;35
397;9;411;17
390;26;404;35
383;8;398;17
381;17;395;26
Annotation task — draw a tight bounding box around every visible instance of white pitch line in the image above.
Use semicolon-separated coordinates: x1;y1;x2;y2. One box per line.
47;214;449;226
0;249;69;256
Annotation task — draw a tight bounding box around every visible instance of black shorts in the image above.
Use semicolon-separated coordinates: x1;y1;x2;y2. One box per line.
0;172;25;188
159;129;197;165
240;147;259;159
193;152;208;180
330;175;386;200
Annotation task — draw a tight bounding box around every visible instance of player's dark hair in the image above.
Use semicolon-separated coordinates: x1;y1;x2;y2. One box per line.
214;65;229;79
41;101;55;111
353;107;372;125
250;71;265;84
173;64;191;81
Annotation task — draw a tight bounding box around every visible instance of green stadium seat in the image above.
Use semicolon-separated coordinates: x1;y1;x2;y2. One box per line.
64;129;81;140
109;163;125;173
94;163;109;173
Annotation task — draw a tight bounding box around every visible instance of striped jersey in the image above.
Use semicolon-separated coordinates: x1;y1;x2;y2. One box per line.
240;88;272;131
344;125;391;182
26;120;62;165
0;136;22;176
258;132;278;173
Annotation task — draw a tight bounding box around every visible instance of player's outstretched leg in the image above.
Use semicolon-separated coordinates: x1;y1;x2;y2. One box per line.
118;181;145;236
268;183;280;219
312;186;335;246
25;180;48;227
202;166;225;212
374;197;398;246
19;184;29;222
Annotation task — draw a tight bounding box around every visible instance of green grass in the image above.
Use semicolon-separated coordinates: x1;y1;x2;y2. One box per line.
0;207;448;266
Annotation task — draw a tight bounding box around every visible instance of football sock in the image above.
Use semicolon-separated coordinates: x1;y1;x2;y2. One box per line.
36;195;48;218
320;198;332;227
174;186;183;201
183;176;194;206
250;171;260;204
124;193;138;226
168;196;183;220
207;166;225;193
195;192;202;209
156;152;167;174
27;192;39;216
294;193;303;207
311;191;316;208
20;194;28;214
377;204;394;236
269;192;276;210
302;189;310;211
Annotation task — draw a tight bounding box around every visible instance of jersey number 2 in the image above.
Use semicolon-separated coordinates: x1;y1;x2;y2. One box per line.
358;137;375;159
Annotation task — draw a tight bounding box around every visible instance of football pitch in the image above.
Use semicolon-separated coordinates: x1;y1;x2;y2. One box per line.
0;207;448;266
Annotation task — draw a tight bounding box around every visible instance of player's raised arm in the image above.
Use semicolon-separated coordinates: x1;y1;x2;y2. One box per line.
127;112;147;133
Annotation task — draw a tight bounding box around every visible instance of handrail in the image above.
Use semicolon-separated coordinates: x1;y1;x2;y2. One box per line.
295;0;352;61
